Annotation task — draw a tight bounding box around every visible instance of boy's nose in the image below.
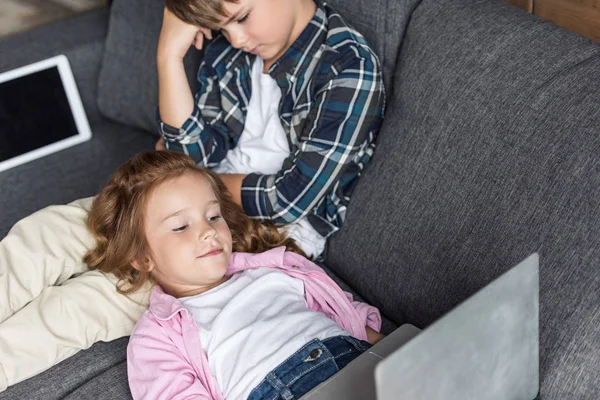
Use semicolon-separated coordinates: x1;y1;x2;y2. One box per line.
228;30;247;49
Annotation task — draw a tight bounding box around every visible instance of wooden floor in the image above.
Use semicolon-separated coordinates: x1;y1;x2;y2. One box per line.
0;0;108;38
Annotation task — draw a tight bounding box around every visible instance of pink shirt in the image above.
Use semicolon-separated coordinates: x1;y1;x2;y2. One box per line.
127;247;382;400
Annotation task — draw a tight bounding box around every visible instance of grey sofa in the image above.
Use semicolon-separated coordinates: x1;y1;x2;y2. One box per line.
1;0;599;398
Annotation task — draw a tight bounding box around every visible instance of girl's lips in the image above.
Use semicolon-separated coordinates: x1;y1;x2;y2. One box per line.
199;249;223;258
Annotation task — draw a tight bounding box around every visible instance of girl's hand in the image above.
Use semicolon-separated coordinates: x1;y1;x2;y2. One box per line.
366;326;385;345
155;137;166;151
157;7;213;61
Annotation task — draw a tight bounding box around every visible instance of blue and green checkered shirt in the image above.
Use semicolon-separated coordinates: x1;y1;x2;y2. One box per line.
159;1;385;238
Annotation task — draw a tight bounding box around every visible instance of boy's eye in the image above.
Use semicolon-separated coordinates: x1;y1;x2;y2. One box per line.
237;13;249;23
172;224;188;232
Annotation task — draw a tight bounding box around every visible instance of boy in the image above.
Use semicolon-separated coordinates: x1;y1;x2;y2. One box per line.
156;0;385;257
0;0;384;391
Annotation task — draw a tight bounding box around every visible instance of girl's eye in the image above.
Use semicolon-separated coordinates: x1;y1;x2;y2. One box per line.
172;225;188;232
208;215;222;222
238;13;249;23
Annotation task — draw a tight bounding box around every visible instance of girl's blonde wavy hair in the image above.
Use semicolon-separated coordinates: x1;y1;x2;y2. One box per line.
84;150;306;295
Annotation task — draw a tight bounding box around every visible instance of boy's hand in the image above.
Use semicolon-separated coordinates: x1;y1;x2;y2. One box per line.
157;7;213;61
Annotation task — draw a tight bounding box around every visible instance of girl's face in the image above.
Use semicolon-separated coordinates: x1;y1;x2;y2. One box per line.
218;0;316;70
141;172;233;298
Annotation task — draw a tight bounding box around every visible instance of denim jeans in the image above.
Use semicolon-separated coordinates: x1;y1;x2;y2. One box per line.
247;335;372;400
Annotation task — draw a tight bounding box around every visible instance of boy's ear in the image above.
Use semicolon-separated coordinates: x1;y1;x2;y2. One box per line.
131;256;155;273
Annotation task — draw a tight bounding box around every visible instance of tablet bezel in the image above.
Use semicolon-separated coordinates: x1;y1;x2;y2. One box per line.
0;54;92;172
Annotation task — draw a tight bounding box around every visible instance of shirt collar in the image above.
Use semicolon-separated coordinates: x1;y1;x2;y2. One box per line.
221;2;327;85
227;247;287;274
148;247;288;320
267;2;327;82
148;285;187;321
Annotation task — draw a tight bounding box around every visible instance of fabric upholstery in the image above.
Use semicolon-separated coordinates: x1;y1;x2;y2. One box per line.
325;0;421;94
97;0;201;134
326;0;600;398
62;361;131;400
0;338;129;400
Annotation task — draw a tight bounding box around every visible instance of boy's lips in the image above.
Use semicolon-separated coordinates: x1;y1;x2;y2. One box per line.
198;248;223;258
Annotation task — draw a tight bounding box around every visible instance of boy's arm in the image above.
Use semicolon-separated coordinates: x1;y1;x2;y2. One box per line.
157;7;209;127
157;56;195;129
218;173;245;206
158;59;234;167
157;8;232;167
240;49;385;224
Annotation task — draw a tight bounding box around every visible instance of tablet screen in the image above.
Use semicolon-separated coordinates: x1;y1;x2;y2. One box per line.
0;66;79;162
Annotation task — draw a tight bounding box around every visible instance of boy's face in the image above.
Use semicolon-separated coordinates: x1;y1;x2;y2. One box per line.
141;172;233;298
217;0;316;68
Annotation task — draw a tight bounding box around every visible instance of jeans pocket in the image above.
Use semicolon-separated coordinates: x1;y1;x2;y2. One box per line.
342;335;372;353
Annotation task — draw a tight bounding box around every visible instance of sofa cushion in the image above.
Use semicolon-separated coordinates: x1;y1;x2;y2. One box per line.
0;338;130;400
97;0;201;134
325;0;600;398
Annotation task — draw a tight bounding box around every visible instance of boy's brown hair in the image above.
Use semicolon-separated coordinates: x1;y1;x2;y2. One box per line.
165;0;239;29
84;150;306;295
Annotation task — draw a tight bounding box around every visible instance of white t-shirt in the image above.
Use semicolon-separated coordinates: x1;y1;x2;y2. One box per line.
213;57;326;258
180;267;349;400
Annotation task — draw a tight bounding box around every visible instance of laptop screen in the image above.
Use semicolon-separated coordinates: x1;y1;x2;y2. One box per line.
0;66;79;162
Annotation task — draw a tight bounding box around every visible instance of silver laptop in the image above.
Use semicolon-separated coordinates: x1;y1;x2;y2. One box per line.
302;254;539;400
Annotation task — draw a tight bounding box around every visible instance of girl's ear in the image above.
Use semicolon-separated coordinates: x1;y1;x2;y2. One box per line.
131;256;155;272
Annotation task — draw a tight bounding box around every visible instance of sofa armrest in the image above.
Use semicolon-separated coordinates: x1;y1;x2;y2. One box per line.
0;9;111;124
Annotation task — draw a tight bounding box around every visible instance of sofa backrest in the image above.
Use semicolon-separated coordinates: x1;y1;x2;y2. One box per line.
325;0;420;94
97;0;202;133
96;0;416;133
325;0;600;393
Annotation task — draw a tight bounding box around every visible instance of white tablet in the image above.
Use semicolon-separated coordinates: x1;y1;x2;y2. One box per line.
0;54;92;172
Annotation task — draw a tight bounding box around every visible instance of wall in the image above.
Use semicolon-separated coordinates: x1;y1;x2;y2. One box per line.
506;0;600;41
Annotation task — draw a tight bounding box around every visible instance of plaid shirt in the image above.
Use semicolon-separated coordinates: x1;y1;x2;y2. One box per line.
159;2;385;237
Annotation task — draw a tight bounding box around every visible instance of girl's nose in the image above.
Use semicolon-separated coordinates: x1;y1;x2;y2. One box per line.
200;224;218;241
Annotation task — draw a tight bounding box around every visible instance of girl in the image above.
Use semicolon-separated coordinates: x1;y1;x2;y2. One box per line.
85;151;383;400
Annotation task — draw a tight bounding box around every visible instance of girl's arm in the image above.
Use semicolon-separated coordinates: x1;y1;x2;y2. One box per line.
127;329;213;399
366;325;385;345
281;251;383;341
